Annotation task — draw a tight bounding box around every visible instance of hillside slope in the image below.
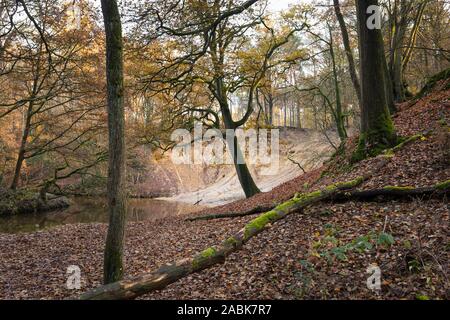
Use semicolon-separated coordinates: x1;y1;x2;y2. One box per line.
163;129;338;206
0;77;448;300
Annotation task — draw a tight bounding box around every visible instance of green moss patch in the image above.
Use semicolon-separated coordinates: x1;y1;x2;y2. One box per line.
244;210;280;240
435;180;450;190
417;67;450;98
192;247;217;269
383;186;415;191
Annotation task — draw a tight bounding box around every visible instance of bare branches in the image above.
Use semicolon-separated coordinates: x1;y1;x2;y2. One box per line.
141;0;261;37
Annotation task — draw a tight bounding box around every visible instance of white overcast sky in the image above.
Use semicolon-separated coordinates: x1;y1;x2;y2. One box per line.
267;0;296;12
267;0;314;12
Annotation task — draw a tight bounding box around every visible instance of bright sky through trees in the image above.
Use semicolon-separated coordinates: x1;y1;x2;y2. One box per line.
268;0;310;12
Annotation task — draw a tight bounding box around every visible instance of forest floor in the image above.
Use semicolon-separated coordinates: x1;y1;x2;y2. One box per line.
0;79;448;300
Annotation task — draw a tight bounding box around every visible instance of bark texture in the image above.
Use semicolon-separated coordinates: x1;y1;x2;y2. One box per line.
354;0;397;161
101;0;127;284
333;0;361;107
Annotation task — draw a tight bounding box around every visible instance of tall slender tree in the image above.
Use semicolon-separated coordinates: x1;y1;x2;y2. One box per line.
100;0;127;284
333;0;361;107
354;0;397;161
387;0;429;102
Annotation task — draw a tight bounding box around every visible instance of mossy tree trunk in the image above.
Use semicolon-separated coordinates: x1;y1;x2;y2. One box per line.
100;0;127;284
355;0;397;160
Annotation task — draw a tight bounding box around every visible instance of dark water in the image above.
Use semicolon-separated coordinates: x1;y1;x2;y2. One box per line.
0;197;204;234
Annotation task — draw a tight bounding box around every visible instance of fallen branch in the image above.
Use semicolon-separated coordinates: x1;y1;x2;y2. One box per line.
287;154;307;174
185;205;275;221
329;183;449;202
188;158;390;222
186;182;448;222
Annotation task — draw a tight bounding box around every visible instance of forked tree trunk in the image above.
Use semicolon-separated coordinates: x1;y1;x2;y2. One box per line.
221;103;260;198
100;0;127;284
333;0;361;108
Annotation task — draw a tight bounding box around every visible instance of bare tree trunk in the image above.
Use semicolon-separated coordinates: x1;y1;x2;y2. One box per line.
402;1;428;75
101;0;127;284
383;50;397;114
267;93;273;126
333;0;361;108
10;102;33;190
388;0;414;102
329;25;347;142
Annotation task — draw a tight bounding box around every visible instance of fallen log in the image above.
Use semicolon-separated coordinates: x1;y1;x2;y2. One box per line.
79;159;393;299
79;170;448;299
185;204;275;221
187;182;449;222
188;140;431;223
80;179;448;300
186;157;392;223
329;183;450;201
79;175;372;300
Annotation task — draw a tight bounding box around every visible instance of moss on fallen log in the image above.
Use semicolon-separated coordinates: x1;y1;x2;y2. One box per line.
435;180;450;190
188;177;366;222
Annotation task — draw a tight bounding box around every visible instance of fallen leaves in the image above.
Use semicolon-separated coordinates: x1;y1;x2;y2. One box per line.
0;81;449;300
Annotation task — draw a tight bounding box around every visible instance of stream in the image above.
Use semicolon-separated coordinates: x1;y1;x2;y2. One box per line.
0;197;204;234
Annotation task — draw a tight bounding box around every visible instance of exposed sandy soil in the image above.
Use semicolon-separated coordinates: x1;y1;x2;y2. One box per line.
0;80;448;300
161;129;338;206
